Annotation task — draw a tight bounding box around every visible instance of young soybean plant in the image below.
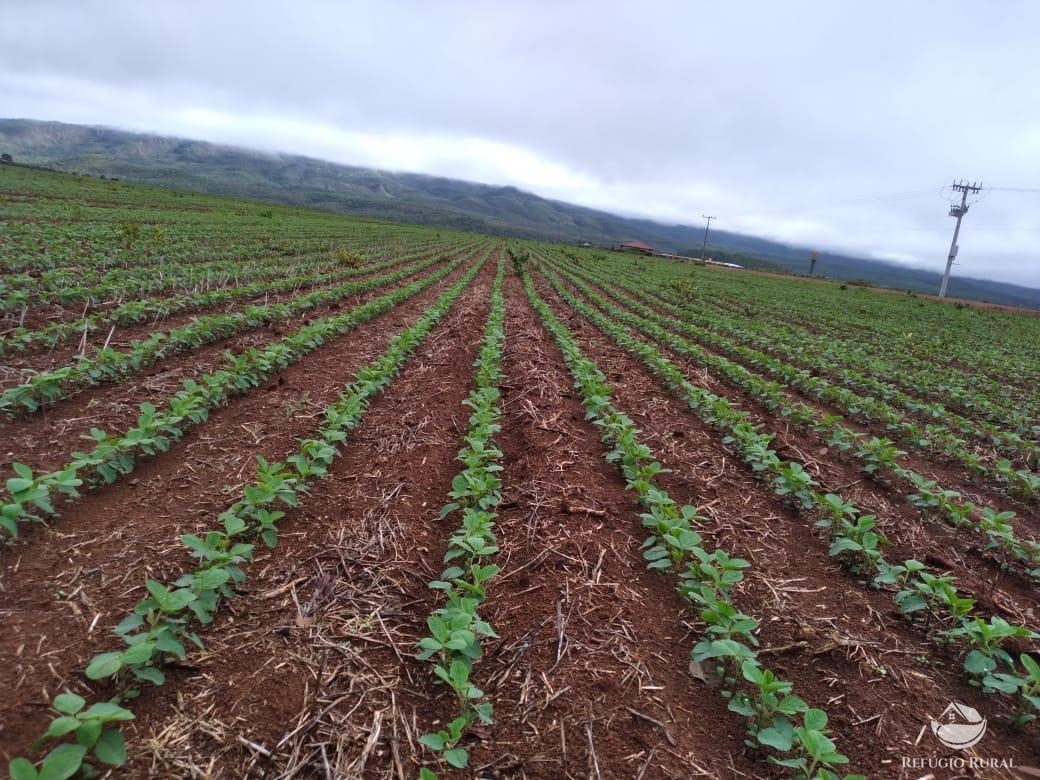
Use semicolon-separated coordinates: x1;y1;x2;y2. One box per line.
520;261;861;780
418;258;505;776
542;254;1040;722
0;252;473;544
7;694;134;780
7;256;490;780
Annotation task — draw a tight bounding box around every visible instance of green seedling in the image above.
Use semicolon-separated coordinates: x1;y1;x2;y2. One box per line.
829;516;886;574
9;694;134;780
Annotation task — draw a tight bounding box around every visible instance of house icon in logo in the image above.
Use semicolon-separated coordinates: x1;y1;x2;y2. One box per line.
931;702;987;749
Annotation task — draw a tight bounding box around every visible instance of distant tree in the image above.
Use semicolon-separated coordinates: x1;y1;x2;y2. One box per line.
0;153;12;163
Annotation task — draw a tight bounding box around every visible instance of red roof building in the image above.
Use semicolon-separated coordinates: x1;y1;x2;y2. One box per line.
619;240;654;255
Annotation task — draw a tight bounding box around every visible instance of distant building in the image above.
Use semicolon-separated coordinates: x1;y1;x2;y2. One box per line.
618;240;654;255
650;251;744;270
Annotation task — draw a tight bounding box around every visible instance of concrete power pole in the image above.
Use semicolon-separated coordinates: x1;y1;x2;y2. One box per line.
939;180;982;298
700;215;716;261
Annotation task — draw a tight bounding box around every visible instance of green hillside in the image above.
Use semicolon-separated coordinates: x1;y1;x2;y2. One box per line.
3;118;1038;308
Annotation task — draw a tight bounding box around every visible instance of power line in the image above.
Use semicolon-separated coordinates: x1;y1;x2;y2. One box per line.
986;186;1040;193
713;183;1037;224
729;188;944;223
801;188;940;208
893;226;1040;233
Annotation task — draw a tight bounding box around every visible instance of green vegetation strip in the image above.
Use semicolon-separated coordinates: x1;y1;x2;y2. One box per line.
663;278;1037;464
3;243;334;309
605;259;1037;495
540;254;1040;578
6;251;489;780
2;227;422;307
0;248;487;542
417;257;505;776
652;273;1040;434
604;249;1040;404
531;254;1040;729
1;240;470;354
1;249;340;352
515;251;858;780
0;245;475;416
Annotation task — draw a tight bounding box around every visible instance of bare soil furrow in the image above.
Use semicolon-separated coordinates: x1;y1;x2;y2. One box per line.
0;251;466;480
567;268;1040;536
533;270;1038;776
112;259;496;777
463;273;759;778
0;254;482;761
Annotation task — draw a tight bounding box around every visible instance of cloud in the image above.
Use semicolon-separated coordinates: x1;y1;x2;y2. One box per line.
1;0;1038;285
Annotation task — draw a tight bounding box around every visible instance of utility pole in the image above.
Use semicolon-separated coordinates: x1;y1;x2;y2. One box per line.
700;215;715;261
939;180;982;298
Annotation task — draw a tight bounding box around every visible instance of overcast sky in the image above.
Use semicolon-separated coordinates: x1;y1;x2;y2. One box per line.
2;1;1039;286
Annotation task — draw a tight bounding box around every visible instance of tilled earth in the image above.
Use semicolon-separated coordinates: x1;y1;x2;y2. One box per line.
1;257;1037;779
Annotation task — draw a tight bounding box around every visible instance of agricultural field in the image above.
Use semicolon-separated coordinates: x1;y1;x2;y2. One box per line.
1;164;1039;779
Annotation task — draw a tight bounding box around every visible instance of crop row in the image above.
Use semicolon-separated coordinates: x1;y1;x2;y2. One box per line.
418;258;505;775
540;255;1040;578
0;195;429;278
0;204;436;282
514;250;858;780
5;250;490;780
0;247;488;542
0;244;476;416
0;231;417;311
641;265;1038;461
665;272;1040;436
1;245;323;311
600;255;1038;432
558;256;1040;501
641;257;1040;390
0;240;468;354
533;253;1040;730
2;249;335;351
657;278;1038;457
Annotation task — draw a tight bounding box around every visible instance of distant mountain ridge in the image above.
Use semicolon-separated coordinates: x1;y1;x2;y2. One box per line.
2;117;1038;309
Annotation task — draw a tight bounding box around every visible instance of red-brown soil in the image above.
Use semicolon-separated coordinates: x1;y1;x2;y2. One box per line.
530;268;1039;777
2;259;1037;780
0;249;473;484
0;253;481;760
561;266;1040;533
0;246;462;385
102;268;762;778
